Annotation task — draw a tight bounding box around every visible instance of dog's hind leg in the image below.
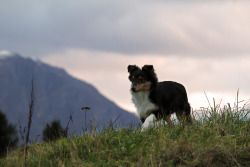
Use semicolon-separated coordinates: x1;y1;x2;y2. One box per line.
176;111;192;124
176;111;185;123
164;115;174;127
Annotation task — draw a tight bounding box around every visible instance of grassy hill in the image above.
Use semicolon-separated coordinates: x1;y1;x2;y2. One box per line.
1;105;250;167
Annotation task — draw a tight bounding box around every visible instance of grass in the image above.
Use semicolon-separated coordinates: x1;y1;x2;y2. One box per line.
1;103;250;167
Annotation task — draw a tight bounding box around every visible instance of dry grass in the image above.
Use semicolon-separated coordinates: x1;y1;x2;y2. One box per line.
1;100;250;167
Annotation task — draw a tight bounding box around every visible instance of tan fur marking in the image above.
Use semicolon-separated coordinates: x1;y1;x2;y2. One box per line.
146;106;159;117
165;115;174;127
135;81;151;92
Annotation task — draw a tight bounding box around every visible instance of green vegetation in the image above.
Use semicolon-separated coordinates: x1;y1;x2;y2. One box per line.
1;105;250;167
0;111;18;157
43;120;65;142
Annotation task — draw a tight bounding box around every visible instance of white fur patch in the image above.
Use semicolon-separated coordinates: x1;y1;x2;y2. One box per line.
141;114;156;131
131;91;156;118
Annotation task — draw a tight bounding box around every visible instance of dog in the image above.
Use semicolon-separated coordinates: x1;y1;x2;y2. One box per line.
128;65;192;130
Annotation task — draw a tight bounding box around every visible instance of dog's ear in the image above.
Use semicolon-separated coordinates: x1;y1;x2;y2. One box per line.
127;65;139;73
142;65;158;85
142;65;154;72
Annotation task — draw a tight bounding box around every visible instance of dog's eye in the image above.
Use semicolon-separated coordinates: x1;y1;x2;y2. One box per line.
139;77;144;82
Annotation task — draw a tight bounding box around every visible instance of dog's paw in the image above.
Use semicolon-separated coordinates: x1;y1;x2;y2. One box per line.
141;114;156;132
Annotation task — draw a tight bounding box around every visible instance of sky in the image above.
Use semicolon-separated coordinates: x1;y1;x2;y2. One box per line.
1;0;250;113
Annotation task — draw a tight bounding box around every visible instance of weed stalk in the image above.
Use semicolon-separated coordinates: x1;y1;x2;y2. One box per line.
24;78;35;167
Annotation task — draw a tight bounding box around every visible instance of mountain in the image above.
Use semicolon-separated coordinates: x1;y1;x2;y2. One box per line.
0;53;139;142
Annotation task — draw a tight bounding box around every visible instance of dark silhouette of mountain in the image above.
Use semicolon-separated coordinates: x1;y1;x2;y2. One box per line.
0;53;139;142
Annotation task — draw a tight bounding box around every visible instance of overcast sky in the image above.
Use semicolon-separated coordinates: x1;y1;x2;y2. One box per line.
1;0;250;112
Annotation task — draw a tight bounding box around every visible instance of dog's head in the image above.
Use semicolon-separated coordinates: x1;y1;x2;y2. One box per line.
127;65;158;93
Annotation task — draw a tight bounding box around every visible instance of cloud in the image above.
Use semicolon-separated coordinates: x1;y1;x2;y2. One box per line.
42;49;250;111
1;0;250;56
1;0;250;112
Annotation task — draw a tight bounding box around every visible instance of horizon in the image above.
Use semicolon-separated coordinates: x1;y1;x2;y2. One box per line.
0;52;249;114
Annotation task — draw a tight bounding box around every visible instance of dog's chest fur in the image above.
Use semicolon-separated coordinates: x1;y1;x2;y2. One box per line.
131;91;156;118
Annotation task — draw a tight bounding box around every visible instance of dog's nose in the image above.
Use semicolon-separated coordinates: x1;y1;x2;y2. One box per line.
131;87;136;92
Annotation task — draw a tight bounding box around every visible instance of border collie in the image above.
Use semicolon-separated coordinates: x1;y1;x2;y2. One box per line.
128;65;192;131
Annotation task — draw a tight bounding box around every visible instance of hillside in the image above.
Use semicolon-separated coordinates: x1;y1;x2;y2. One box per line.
0;53;139;142
1;106;250;167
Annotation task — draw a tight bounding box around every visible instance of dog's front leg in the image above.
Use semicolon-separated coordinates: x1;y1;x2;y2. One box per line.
141;114;156;132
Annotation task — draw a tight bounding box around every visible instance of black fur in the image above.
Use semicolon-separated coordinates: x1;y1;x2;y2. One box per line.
149;81;191;120
128;64;192;124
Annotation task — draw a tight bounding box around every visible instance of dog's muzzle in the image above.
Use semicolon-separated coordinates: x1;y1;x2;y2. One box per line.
131;84;137;93
131;87;136;93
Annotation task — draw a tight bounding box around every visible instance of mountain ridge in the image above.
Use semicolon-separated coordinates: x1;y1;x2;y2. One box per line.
0;53;139;142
